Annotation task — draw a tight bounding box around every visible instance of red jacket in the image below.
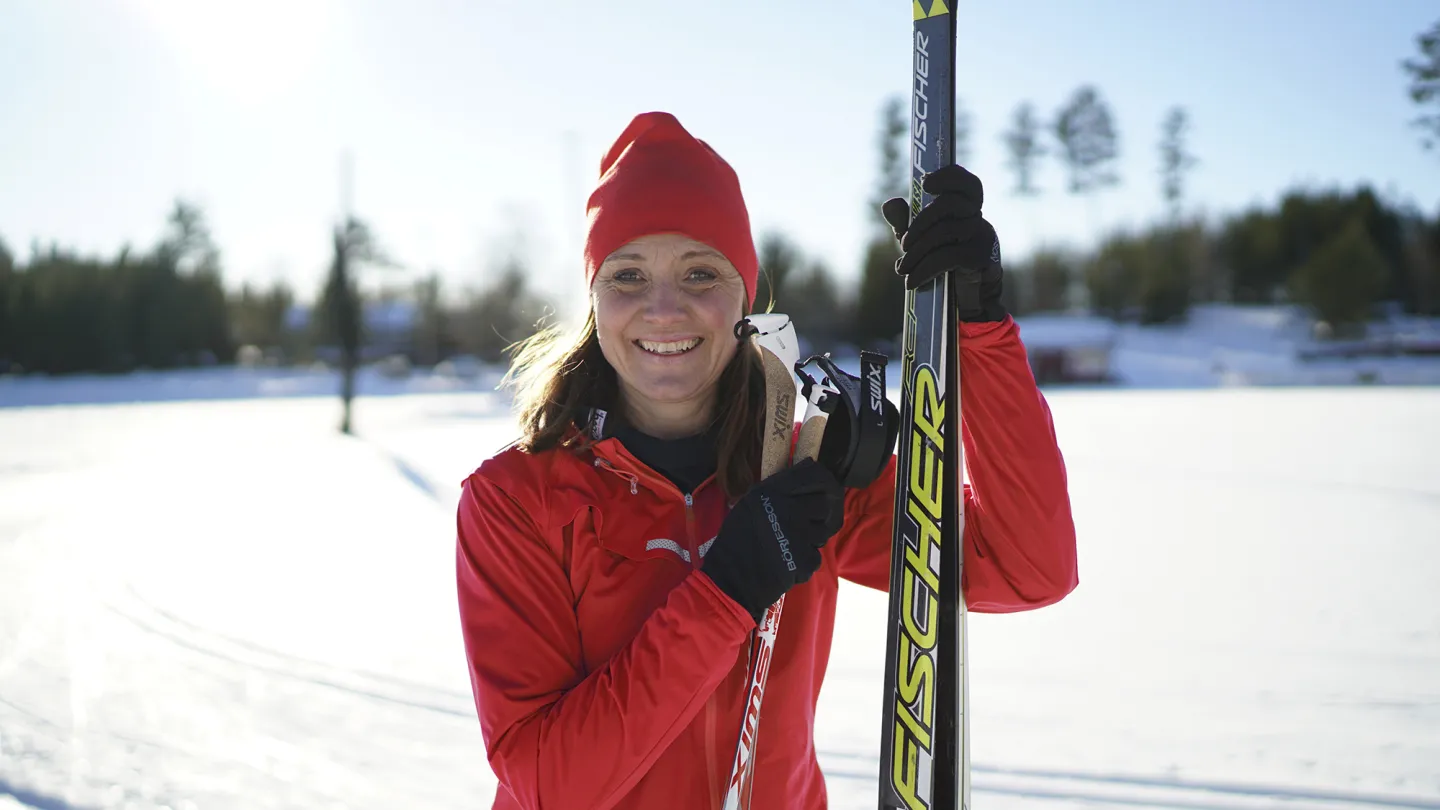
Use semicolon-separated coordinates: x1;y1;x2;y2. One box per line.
455;317;1078;809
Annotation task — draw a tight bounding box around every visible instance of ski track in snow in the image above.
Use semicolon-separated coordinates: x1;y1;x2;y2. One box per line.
2;381;1438;809
102;585;475;719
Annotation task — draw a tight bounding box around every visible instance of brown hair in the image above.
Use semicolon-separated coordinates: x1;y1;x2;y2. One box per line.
502;308;766;501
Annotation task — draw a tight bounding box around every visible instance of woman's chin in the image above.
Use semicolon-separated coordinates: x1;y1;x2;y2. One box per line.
626;379;715;410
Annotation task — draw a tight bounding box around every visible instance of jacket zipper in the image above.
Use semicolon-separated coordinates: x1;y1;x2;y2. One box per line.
592;446;730;805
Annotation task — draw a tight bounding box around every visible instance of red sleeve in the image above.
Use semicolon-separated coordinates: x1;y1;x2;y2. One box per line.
830;316;1079;613
455;468;754;810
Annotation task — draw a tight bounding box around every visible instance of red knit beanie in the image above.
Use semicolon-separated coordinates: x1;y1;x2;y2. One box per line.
583;112;759;308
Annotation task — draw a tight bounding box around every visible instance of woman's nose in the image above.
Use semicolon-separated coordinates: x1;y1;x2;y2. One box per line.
642;281;686;321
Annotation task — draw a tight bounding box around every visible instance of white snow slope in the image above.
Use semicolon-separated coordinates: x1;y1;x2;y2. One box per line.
1;378;1438;810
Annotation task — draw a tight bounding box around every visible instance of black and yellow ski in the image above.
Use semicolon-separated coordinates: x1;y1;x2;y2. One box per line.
877;2;968;808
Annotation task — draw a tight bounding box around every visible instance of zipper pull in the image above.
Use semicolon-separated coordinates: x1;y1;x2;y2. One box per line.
594;457;638;495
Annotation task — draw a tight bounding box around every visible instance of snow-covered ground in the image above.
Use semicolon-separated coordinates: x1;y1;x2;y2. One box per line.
1;359;1437;809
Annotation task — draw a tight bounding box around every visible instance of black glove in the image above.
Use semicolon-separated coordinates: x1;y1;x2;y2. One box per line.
881;164;1007;323
700;458;845;623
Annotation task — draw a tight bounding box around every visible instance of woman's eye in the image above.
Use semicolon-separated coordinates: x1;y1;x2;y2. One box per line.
686;267;718;282
612;269;643;283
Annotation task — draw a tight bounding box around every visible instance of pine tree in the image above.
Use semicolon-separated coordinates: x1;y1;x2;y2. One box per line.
1402;18;1440;154
1290;218;1390;332
1003;102;1046;197
1158;107;1199;220
854;96;908;349
755;231;802;313
1054;85;1121;195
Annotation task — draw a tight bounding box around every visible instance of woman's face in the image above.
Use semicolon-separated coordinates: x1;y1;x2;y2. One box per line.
592;233;748;436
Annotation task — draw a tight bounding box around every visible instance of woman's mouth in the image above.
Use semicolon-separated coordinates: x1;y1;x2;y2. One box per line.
636;338;702;356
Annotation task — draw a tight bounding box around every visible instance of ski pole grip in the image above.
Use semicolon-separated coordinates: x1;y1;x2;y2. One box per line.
754;342;797;479
793;387;829;463
794;416;826;462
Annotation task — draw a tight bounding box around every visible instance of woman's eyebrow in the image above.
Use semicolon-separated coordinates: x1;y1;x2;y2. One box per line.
603;252;646;263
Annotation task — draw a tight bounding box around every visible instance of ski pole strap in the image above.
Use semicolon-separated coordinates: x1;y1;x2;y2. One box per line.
797;352;900;489
850;351;900;487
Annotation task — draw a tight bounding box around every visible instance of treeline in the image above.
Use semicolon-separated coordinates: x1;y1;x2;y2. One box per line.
0;203;233;375
753;180;1440;354
3;179;1436;378
0;204;554;376
1075;188;1439;328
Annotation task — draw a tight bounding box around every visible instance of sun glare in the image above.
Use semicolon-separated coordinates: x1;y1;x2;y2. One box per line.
122;0;337;102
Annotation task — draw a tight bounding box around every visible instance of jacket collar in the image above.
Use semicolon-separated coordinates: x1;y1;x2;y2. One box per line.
575;408;719;501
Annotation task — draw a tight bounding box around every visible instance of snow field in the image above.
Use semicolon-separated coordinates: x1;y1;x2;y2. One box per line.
1;382;1437;809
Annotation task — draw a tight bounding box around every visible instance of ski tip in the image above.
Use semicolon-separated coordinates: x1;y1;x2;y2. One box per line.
914;0;949;20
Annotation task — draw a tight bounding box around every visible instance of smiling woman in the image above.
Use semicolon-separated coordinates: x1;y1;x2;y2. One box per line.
592;235;749;439
454;111;1079;810
500;112;771;500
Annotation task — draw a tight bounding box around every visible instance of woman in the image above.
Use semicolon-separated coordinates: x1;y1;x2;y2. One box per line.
455;111;1078;810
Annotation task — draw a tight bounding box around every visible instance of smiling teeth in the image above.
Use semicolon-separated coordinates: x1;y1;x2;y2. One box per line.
639;338;701;355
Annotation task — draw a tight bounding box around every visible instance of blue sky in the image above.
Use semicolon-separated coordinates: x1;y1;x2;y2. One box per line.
3;0;1438;318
